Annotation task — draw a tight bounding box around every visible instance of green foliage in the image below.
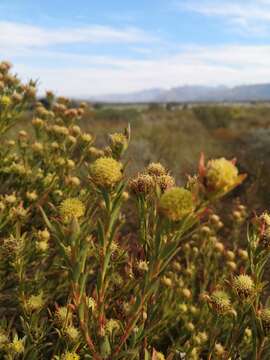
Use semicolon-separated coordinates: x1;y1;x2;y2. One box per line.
1;61;270;360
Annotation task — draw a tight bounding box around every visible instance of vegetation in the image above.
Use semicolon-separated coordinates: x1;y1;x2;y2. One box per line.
2;61;270;359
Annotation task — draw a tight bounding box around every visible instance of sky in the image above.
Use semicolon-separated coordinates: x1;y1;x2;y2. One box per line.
1;0;270;97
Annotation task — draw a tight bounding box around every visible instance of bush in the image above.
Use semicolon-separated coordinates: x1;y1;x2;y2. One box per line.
1;62;270;360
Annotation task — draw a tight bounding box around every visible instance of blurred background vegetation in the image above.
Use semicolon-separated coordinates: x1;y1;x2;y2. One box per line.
10;102;270;211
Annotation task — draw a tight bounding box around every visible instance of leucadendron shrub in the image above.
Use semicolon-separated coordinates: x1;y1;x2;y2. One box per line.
1;61;270;360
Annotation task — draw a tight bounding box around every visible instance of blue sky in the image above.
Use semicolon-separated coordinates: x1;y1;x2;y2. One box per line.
1;0;270;96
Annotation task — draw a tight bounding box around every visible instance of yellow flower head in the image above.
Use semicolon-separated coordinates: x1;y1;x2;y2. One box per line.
109;133;128;154
206;158;238;191
65;326;79;341
159;187;194;221
209;290;231;315
11;339;24;354
105;319;120;335
62;351;80;360
55;306;72;325
147;162;167;177
155;351;165;360
89;157;123;188
59;198;85;222
232;274;255;300
0;95;11;107
26;292;44;312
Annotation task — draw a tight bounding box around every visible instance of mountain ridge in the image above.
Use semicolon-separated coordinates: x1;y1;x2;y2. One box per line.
90;83;270;103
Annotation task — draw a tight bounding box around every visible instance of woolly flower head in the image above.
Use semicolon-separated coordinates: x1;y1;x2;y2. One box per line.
62;351;80;360
89;157;123;188
105;319;120;334
232;274;255;300
206;158;238;192
147;162;167;177
209;290;231;315
129;174;154;196
65;326;79;341
159;187;194;221
59;198;85;222
26;292;44;312
55;306;72;325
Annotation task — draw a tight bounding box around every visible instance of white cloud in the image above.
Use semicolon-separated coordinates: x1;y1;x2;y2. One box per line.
0;21;155;48
179;0;270;35
10;44;270;97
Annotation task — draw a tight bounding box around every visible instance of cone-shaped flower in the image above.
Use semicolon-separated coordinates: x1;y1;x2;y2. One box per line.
89;157;123;188
159;187;194;221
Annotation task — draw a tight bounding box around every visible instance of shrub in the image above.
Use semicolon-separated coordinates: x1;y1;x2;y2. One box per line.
1;61;270;359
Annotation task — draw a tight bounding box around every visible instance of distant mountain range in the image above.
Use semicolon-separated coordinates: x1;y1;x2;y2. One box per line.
90;84;270;103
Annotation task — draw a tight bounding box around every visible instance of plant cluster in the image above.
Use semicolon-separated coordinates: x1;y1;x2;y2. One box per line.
1;62;270;360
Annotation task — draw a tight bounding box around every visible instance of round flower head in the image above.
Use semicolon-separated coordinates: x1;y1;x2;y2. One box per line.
209;290;231;315
159;187;194;221
26;293;44;312
59;198;85;222
65;326;79;341
232;274;255;300
206;158;238;192
89;157;123;188
129;174;154;196
259;308;270;333
62;351;80;360
105;319;120;335
147;162;167;177
0;95;11;107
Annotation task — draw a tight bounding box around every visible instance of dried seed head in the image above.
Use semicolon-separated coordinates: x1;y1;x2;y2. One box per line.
232;274;255;300
89;157;123;188
159;187;194;221
209;290;231;315
155;174;175;192
259;308;270;333
129;174;155;196
214;343;225;356
206;158;239;192
146;162;167;177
